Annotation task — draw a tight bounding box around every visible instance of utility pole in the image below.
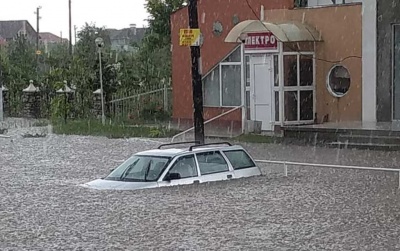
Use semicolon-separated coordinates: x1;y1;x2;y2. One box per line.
68;0;73;55
34;6;41;68
188;0;205;144
74;25;77;44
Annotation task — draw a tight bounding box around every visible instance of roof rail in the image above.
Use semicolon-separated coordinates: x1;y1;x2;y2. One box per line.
189;142;232;151
158;141;200;149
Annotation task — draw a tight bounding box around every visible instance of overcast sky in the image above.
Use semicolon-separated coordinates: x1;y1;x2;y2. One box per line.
0;0;149;42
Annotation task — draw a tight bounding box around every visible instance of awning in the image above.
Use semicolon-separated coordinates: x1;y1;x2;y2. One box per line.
225;20;322;43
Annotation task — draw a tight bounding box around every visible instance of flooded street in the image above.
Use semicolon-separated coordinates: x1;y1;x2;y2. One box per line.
1;128;400;250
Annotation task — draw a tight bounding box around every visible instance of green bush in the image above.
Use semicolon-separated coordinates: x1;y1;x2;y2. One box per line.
52;119;179;139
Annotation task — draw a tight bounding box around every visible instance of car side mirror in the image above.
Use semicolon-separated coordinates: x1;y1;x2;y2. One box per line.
165;173;181;181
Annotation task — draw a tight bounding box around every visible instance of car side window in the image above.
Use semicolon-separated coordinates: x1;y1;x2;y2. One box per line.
166;155;198;179
196;151;229;175
223;150;256;170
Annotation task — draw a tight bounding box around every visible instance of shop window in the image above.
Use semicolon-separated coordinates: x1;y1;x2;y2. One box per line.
222;65;241;106
245;55;250;87
246;91;251;120
300;91;313;120
284;55;297;86
202;46;242;107
284;91;298;121
300;55;313;86
274;55;279;87
203;66;220;106
282;53;315;122
294;0;308;8
327;65;351;97
223;47;241;62
275;91;280;122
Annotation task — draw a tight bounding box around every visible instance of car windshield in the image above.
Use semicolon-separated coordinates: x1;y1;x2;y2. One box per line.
105;155;171;182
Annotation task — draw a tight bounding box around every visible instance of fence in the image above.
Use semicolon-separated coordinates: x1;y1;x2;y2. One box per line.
109;82;172;121
255;160;400;189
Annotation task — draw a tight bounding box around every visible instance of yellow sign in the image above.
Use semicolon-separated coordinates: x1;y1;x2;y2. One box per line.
179;29;201;46
36;50;41;55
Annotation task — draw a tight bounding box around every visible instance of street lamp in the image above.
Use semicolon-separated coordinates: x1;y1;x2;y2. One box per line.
95;37;106;125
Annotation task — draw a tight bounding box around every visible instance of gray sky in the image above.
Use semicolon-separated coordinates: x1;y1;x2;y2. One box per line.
1;0;149;42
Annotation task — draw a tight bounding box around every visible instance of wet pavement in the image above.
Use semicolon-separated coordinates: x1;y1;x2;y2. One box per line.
1;126;400;250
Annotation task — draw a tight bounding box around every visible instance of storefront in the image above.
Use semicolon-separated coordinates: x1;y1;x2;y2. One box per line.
222;21;320;131
171;2;362;134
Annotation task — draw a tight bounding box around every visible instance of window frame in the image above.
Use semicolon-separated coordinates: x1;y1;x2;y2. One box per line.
203;46;242;108
281;51;316;124
326;64;351;98
222;150;257;170
195;150;231;176
162;154;199;181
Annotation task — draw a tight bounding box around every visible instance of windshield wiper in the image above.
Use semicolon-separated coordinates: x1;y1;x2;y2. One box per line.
144;160;153;182
120;159;140;181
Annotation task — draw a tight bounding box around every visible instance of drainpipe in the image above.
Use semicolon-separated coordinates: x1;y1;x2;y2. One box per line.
260;5;265;22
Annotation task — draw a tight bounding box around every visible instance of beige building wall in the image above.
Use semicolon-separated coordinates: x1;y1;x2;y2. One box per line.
265;4;362;122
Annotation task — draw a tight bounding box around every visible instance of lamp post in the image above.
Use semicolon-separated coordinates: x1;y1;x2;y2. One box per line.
95;37;106;125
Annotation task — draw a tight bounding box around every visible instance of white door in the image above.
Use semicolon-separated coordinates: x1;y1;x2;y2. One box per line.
250;55;273;131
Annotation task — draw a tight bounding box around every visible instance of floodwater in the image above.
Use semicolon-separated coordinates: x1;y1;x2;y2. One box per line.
1;126;400;250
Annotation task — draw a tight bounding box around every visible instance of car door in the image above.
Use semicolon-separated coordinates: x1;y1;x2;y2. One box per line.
157;154;200;188
196;151;234;183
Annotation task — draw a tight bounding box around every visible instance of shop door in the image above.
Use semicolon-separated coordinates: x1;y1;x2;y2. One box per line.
250;55;273;131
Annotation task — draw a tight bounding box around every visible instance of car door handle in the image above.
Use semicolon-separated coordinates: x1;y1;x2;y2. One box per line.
193;180;200;184
227;174;233;179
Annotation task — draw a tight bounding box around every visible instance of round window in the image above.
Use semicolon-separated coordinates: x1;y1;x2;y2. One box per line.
327;65;351;97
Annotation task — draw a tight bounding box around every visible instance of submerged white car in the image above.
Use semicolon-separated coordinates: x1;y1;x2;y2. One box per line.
82;142;262;191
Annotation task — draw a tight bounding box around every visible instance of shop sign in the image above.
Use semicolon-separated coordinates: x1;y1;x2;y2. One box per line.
179;29;202;46
245;32;277;50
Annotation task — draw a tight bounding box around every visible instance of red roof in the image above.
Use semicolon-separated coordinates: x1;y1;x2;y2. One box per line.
39;32;68;43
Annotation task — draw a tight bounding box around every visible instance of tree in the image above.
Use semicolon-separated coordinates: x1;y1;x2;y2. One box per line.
145;0;186;47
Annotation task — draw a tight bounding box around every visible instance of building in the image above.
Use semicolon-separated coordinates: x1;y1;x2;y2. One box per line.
107;24;146;52
171;0;364;134
39;32;69;53
0;20;38;44
373;0;400;122
39;32;68;44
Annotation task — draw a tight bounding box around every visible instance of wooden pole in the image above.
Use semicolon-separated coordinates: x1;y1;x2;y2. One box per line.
188;0;205;144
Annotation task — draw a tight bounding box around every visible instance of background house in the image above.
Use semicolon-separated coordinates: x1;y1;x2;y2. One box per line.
39;32;68;44
0;20;38;44
106;24;146;52
39;32;68;53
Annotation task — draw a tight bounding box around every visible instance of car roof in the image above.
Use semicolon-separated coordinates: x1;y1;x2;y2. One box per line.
135;145;245;157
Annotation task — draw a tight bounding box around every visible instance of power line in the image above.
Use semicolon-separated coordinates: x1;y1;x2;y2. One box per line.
244;0;362;64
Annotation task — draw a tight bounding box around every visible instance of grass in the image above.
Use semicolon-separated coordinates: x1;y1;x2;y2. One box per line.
52;119;180;139
32;119;50;127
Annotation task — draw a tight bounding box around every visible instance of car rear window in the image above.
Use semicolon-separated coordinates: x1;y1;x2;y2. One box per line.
223;150;256;170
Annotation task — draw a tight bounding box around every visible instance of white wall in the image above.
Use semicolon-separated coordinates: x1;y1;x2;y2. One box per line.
307;0;362;7
362;0;377;122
